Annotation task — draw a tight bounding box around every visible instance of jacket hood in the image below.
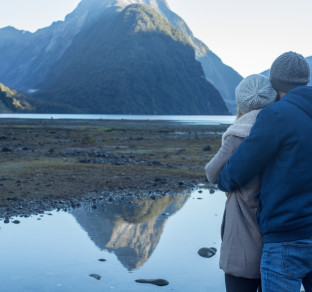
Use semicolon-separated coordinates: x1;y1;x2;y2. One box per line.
283;86;312;118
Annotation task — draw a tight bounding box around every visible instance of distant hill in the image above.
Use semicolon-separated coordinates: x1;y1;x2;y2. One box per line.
0;83;33;113
35;4;229;115
306;56;312;85
0;0;241;114
262;55;312;86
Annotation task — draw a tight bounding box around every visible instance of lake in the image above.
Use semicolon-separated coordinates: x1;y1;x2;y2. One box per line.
0;189;226;292
0;114;235;125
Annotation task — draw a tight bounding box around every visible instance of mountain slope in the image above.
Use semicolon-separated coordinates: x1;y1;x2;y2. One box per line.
0;83;33;112
0;1;117;91
35;4;229;115
141;0;243;113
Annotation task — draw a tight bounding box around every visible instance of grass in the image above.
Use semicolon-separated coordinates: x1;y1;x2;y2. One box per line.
0;119;227;202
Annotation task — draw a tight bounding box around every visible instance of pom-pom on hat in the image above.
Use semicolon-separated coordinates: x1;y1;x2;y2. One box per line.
235;74;277;115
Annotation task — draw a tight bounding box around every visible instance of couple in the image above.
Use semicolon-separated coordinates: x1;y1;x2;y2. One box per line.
205;51;312;292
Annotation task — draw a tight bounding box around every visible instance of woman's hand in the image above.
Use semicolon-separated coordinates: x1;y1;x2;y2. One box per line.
225;192;230;198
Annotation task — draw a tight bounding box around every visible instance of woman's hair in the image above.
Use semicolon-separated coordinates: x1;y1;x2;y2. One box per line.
236;107;243;120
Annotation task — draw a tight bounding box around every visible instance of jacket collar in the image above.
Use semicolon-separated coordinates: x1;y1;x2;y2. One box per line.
282;86;312;118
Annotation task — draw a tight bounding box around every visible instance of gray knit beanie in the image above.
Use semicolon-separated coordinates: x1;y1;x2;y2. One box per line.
236;74;277;115
270;51;310;92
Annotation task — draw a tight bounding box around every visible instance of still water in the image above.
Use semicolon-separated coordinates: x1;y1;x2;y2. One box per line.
0;189;226;292
0;114;235;125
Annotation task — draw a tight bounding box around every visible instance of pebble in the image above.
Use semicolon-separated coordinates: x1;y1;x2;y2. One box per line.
89;274;101;280
2;147;12;152
135;279;169;286
198;247;217;258
203;145;211;151
0;179;199;220
12;220;20;224
98;259;106;262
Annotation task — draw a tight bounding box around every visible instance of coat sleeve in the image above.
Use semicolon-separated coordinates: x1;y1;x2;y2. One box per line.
205;135;242;184
218;107;283;192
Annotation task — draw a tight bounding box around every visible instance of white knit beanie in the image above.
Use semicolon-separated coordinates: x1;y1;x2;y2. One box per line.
235;74;278;115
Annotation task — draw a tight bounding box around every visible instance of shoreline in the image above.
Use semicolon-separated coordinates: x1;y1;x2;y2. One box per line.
0;118;227;220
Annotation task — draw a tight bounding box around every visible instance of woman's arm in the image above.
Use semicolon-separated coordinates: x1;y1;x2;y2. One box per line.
205;135;242;184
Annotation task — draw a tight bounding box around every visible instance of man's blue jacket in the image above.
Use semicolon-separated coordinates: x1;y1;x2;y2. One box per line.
218;86;312;244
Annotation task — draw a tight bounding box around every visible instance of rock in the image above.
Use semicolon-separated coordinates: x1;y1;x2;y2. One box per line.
198;190;203;193
135;279;169;286
98;259;106;262
12;220;20;224
198;247;217;258
4;218;9;224
2;147;12;152
209;189;215;194
89;274;101;280
203;145;211;151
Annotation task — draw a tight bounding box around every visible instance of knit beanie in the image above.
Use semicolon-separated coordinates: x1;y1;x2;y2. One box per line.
235;74;277;115
270;51;310;92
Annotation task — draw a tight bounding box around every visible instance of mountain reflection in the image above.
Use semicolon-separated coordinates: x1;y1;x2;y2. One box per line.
71;194;190;270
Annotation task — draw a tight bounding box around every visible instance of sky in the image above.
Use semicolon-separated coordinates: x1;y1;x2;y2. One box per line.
0;0;311;77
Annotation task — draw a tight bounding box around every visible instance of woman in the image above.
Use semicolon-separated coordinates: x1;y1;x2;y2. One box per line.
205;74;278;292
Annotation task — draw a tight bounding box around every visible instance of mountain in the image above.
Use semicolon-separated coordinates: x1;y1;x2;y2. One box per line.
0;83;32;113
113;0;243;113
262;56;312;86
0;1;117;92
34;4;229;115
0;0;241;114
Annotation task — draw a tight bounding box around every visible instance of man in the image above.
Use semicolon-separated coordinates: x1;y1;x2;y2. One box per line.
218;51;312;292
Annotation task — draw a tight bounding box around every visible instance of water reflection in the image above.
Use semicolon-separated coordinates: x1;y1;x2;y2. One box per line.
72;194;190;270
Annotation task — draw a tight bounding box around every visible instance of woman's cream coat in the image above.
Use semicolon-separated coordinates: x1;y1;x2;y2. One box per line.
205;110;262;279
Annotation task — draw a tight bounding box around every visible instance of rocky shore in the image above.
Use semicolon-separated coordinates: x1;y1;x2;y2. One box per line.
0;118;228;220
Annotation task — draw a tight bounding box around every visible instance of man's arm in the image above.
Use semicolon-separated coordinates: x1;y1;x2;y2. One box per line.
218;107;283;192
205;135;239;184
